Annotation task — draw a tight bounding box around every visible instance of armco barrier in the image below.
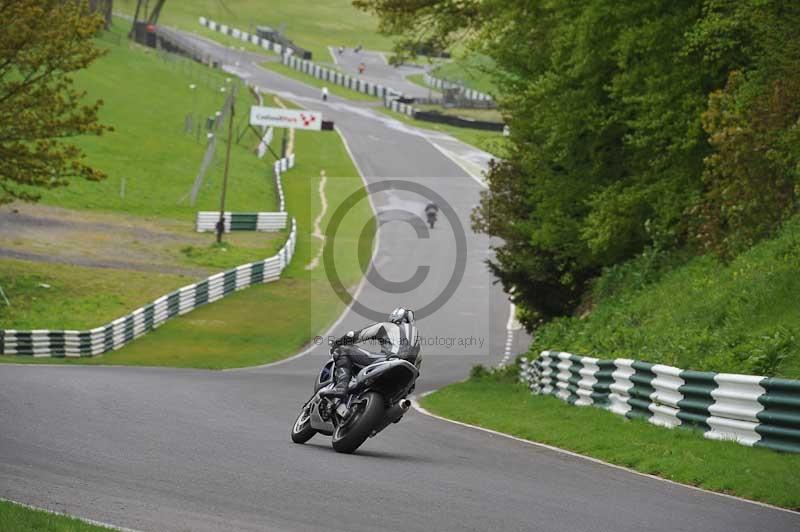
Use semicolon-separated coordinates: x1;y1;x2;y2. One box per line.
0;220;297;358
383;95;415;117
281;54;394;101
520;351;800;453
423;72;493;102
199;16;285;55
278;47;419;118
194;151;294;231
196;211;288;232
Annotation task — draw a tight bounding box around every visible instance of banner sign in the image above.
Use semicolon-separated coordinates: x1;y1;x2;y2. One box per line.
249;106;322;131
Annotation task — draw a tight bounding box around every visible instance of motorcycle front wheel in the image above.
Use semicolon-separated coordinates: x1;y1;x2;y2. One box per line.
291;404;316;444
331;391;384;454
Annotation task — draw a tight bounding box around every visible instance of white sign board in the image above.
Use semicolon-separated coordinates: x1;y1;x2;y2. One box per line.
249;106;322;131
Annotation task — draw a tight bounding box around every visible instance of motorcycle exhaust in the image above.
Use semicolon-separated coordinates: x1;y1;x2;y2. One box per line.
369;399;413;438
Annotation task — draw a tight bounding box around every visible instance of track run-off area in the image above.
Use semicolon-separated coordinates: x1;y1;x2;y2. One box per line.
1;30;798;532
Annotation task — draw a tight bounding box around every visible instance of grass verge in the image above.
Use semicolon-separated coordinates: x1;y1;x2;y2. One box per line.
406;73;433;92
1;125;374;369
415;103;503;123
0;258;189;330
433;54;497;94
421;371;800;510
260;62;379;102
0;499;111;531
532;214;800;379
378;107;509;158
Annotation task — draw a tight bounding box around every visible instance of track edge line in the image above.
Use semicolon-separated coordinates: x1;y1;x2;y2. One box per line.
409;396;800;516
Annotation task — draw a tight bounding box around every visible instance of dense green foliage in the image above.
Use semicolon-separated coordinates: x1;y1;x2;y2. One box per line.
358;0;800;327
533;214;800;378
422;370;800;509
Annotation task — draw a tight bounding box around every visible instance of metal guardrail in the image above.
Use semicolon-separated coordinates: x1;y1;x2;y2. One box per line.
3;148;299;357
194;151;294;231
195;212;288;232
519;351;800;453
205;17;415;117
281;54;395;101
423;72;493;102
199;16;291;56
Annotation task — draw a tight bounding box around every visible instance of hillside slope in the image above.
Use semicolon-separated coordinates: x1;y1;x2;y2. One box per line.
529;215;800;379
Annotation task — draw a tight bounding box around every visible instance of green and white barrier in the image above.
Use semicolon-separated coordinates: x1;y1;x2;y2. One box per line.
195;211;288;232
199;16;285;55
0;219;297;358
280;54;397;100
277;44;416;117
520;351;800;453
422;72;493;102
383;95;415;117
194;151;294;231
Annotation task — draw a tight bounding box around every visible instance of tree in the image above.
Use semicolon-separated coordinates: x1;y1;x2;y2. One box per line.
89;0;113;30
357;0;800;329
0;0;109;205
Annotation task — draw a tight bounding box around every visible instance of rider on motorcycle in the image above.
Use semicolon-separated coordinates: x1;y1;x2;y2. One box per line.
321;307;420;399
425;202;439;229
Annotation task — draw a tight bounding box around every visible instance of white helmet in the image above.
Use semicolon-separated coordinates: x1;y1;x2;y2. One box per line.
388;307;414;324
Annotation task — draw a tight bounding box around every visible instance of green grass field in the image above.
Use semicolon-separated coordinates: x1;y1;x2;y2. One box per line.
422;371;800;509
0;499;110;532
0;125;373;369
115;0;394;61
260;61;379;102
41;21;278;221
0;18;373;368
432;54;497;94
73;126;374;369
0;259;188;330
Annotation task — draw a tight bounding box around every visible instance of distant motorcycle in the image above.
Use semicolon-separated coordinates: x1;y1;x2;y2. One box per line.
290;347;421;454
425;206;438;229
426;209;437;229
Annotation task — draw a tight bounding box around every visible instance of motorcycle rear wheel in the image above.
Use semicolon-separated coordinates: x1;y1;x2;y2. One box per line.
331;391;384;454
291;406;316;444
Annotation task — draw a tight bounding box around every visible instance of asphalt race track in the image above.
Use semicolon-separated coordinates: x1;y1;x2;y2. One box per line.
1;32;798;532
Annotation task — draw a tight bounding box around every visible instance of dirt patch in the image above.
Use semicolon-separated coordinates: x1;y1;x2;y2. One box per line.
0;204;274;278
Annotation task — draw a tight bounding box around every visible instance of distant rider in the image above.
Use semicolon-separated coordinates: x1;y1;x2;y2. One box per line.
425;202;439;229
321;308;420;399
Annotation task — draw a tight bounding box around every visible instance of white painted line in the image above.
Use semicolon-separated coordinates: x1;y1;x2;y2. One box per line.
328;46;340;65
409;399;800;516
506;302;517;330
0;497;140;531
305;170;328;271
428;141;487;189
231;125;381;371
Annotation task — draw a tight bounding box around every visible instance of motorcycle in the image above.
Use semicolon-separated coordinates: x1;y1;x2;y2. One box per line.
426;209;437;229
290;348;421;454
